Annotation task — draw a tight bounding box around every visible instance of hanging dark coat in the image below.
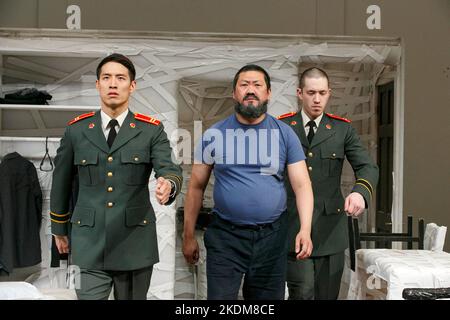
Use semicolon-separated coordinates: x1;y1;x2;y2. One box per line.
0;152;43;275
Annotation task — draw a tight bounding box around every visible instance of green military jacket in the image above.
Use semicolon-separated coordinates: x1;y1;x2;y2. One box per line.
278;111;378;256
50;110;182;271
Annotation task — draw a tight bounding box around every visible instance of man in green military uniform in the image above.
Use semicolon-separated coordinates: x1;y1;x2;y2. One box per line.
278;67;378;300
50;53;182;300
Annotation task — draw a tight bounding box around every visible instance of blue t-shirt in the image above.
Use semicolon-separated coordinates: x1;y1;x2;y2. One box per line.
195;114;305;225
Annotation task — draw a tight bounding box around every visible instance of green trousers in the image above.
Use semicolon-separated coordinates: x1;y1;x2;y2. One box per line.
286;251;345;300
75;266;153;300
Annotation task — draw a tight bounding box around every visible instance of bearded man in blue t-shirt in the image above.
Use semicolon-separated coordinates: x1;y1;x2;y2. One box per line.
182;64;313;300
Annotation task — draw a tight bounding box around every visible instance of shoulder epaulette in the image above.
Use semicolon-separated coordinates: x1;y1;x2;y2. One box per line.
277;112;297;120
326;113;351;123
134;113;160;126
68;112;95;125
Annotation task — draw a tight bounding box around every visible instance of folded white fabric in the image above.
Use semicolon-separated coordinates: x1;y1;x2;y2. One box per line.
0;282;45;300
424;223;447;252
39;288;78;300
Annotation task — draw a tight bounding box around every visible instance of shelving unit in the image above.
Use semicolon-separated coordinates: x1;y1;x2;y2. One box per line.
0;49;103;137
0;104;100;137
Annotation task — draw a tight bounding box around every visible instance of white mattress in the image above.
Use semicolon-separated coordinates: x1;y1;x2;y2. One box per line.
0;282;76;300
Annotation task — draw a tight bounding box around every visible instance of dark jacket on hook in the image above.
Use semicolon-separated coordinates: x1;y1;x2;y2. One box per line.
0;152;43;275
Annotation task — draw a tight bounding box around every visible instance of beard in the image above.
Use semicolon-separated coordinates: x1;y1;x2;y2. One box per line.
234;99;268;119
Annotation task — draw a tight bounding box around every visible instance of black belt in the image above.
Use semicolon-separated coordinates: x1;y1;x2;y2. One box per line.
214;214;276;231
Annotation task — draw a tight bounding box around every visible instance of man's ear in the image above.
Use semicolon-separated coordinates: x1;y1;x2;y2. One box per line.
296;87;303;100
129;80;137;93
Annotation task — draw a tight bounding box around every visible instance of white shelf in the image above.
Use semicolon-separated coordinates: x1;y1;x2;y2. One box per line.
0;136;60;142
0;104;100;137
0;104;100;111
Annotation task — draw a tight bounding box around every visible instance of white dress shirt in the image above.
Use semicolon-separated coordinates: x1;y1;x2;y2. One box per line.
100;109;129;139
301;109;323;136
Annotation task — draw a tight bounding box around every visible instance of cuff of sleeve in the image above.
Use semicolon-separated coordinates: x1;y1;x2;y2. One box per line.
168;179;177;198
351;182;372;208
163;174;182;206
163;174;182;196
50;211;70;235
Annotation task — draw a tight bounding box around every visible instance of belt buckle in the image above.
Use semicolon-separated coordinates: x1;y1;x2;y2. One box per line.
251;223;268;230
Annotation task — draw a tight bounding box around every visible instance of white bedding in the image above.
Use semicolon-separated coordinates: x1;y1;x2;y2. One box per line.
0;281;76;300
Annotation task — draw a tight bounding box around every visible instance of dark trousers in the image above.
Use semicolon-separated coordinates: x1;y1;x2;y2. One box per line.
286;251;345;300
204;213;288;300
76;266;153;300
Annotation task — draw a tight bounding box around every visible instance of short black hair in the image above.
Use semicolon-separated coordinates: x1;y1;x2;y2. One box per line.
232;64;271;91
299;67;329;89
96;53;136;81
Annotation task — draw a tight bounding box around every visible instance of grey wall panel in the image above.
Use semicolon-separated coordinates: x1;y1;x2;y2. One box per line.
317;0;345;35
0;0;38;28
37;0;67;28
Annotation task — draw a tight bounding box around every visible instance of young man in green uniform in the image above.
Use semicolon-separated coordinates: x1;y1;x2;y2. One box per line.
278;67;378;300
50;53;182;300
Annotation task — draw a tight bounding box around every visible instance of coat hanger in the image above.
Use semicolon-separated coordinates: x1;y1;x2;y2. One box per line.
40;136;54;172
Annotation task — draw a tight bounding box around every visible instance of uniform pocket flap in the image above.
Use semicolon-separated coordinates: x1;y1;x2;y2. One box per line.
74;152;98;165
125;206;155;227
120;150;150;164
70;207;95;227
324;199;345;215
320;148;344;159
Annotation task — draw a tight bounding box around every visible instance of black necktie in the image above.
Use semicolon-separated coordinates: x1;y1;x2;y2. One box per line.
307;120;316;144
107;119;119;148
